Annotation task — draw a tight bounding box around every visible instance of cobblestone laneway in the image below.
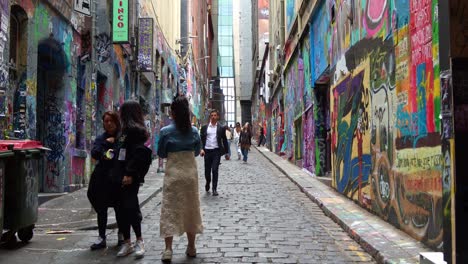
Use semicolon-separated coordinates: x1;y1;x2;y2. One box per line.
47;147;375;263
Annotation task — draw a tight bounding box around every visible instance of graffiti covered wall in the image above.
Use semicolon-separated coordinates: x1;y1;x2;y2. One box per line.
327;0;443;248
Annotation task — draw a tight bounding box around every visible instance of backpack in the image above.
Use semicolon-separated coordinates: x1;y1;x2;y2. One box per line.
126;144;153;183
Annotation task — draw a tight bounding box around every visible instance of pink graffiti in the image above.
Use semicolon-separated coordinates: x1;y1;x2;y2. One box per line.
71;157;85;184
364;0;389;37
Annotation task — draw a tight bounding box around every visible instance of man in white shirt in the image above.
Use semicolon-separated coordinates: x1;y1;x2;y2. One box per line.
200;109;230;196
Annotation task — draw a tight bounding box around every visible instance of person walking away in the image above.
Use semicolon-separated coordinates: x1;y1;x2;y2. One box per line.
87;111;122;249
114;101;152;258
233;122;242;160
239;122;252;163
258;125;265;147
225;125;232;159
200;109;229;196
157;96;203;262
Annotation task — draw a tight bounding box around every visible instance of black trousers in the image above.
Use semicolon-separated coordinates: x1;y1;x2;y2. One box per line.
204;148;221;191
116;184;142;240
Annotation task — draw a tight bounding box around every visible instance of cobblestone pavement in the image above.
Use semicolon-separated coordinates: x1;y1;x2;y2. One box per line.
1;147;376;263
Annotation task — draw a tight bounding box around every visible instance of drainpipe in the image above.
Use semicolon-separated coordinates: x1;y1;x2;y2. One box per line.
131;0;140;99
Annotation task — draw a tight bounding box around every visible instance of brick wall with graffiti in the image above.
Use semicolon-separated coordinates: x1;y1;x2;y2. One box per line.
328;0;443;249
0;1;89;192
271;0;443;249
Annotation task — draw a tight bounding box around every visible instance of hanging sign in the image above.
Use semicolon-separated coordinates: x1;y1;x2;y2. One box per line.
74;0;91;16
112;0;129;43
138;18;154;71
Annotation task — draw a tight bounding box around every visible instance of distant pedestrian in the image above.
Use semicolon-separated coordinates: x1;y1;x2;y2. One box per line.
225;125;232;159
258;125;265;147
114;101;152;258
200;109;229;196
233;122;242;160
239;122;252;163
87;111;122;250
157;95;203;262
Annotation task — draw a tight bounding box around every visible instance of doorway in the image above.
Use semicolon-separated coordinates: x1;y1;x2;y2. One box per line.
36;38;67;192
314;83;332;177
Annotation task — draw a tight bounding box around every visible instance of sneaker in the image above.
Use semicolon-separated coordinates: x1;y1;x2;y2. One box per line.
117;233;124;247
205;183;210;192
212;190;219;196
161;249;173;262
90;236;106;250
134;240;145;258
116;242;134;257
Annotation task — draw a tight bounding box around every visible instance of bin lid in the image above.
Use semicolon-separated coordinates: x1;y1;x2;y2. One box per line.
0;140;44;150
0;143;11;152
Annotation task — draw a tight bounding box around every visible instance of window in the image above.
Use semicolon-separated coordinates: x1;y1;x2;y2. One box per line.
219;46;233;56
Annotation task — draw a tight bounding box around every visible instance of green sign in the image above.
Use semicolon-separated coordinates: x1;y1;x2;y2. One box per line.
112;0;129;43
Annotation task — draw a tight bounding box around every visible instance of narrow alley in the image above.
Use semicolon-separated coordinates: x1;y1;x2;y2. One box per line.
0;147;375;263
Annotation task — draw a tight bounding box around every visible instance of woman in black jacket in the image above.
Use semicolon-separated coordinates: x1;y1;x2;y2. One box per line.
87;111;121;250
115;101;151;258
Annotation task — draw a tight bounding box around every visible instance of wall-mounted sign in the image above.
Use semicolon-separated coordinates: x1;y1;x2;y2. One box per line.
112;0;129;43
74;0;91;16
138;18;153;71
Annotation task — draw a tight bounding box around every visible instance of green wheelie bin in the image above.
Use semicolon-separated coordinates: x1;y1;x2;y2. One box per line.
0;140;45;245
0;143;14;238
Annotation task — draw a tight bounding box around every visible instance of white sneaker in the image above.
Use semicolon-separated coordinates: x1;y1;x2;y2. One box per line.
116;242;134;257
161;249;173;262
134;240;145;258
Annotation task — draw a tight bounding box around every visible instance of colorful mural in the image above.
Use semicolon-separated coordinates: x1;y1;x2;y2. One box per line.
331;63;372;201
286;0;296;34
310;1;330;84
327;0;443;248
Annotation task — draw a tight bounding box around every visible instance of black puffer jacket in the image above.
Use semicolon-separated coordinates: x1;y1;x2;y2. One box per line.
87;132;117;209
112;126;152;185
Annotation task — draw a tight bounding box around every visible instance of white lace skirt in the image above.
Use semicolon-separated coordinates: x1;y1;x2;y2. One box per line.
160;151;203;238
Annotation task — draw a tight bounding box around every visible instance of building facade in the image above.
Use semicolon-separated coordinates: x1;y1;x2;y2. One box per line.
0;0;207;193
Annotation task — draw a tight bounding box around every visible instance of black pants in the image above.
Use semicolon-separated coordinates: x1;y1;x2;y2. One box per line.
204;148;221;191
116;185;142;240
258;134;265;146
96;207;110;239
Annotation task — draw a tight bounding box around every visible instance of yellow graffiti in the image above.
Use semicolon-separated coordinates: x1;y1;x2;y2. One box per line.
26;79;37;96
395;146;442;174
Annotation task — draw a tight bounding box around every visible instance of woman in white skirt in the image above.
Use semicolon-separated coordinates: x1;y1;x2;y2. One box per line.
157;95;203;262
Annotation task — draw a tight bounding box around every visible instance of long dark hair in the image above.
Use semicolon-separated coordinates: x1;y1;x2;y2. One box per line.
171;95;191;134
120;100;147;137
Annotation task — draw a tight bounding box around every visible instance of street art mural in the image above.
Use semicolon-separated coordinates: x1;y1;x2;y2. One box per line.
331;64;372;202
310;1;330;85
283;52;305;161
324;0;443;249
286;0;296;34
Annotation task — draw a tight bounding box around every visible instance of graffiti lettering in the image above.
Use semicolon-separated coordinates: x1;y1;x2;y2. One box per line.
24;159;38;209
95;33;111;63
396;154;441;171
404;177;442;193
379;172;390;200
44;97;65;191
